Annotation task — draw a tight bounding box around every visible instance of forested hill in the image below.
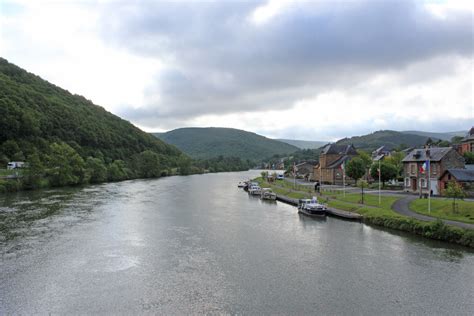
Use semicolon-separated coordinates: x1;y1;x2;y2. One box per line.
154;127;299;160
0;57;185;188
276;139;326;149
335;130;434;151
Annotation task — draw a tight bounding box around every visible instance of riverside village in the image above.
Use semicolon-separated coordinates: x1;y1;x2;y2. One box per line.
240;127;474;247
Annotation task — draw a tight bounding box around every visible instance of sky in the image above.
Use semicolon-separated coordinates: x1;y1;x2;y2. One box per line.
1;0;473;141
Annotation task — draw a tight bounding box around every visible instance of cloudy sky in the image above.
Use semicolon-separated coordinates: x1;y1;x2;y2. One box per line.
1;0;472;141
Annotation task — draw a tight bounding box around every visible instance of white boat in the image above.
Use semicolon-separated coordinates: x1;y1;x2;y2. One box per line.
248;185;262;195
260;188;277;200
237;181;246;188
298;197;327;217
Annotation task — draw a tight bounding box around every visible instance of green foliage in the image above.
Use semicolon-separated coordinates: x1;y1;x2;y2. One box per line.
177;155;192;176
133;150;162;178
85;157;107;184
357;150;372;167
107;160;128;182
195;156;252;173
463;152;474;164
1;140;20;158
46;142;85;187
0;57;182;175
384;151;404;178
451;136;464;144
370;161;398;186
154;127;298;160
22;151;44;189
445;181;466;213
346;157;366;182
363;216;474;248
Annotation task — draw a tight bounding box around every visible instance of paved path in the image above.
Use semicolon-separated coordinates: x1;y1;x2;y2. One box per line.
391;196;474;230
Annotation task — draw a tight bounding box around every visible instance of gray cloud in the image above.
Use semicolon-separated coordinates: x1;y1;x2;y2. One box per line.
98;0;472;126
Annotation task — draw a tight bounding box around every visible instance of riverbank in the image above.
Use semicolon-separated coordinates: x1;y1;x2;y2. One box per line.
254;177;474;248
0;166;251;195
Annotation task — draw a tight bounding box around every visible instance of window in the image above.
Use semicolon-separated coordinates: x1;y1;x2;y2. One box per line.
405;178;410;187
421;178;427;188
410;164;415;174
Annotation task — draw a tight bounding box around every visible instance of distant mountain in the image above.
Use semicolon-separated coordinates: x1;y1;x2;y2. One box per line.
335;130;434;152
276;139;327;149
154;127;299;160
401;130;466;141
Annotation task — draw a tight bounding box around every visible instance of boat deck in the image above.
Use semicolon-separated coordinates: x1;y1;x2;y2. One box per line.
276;194;362;221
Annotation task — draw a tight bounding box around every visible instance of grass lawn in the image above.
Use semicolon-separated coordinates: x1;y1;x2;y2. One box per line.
257;177;403;218
410;198;474;224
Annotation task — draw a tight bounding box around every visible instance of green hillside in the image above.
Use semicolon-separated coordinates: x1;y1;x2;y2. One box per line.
401;130;466;141
276;139;327;149
154;128;299;160
336;130;432;152
0;57;185;190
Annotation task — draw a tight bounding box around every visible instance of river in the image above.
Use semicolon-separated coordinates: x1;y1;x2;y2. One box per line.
1;170;473;314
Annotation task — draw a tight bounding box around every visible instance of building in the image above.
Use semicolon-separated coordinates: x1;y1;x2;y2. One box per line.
313;144;358;184
460;127;474;154
439;169;474;197
295;161;316;180
7;161;25;170
372;146;391;161
402;147;464;195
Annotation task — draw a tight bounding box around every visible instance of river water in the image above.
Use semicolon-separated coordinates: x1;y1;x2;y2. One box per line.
1;170;473;314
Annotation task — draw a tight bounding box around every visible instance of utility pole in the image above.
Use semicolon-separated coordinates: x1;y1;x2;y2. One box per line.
378;159;381;206
427;147;431;214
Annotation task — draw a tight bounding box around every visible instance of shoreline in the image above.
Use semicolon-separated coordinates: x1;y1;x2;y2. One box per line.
252;178;474;248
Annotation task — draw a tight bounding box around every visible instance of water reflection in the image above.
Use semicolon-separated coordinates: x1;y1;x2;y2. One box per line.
1;171;473;315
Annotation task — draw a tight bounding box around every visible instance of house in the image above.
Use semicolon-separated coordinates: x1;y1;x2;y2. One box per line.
402;147;464;195
313;144;358;184
439;169;474;197
7;161;25;170
372;146;391;161
460;127;474;154
295;161;316;180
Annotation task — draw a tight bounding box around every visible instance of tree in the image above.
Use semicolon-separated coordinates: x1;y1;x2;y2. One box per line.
445;181;465;213
1;140;20;159
346;157;367;203
134;150;161;178
451;136;464;144
385;151;404;178
463;152;474;164
346;157;366;182
46;142;85;187
358;180;369;204
177;155;192;175
85;157;107;183
425;137;434;146
357;150;372;180
107;160;128;181
22;151;44;190
370;162;398;187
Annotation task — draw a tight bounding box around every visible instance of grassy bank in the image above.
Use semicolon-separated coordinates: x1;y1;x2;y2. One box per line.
255;177;474;248
410;198;474;225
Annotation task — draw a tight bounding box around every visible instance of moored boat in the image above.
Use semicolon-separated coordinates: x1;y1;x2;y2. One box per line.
298;197;327;217
260;188;277;200
248;184;262;195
